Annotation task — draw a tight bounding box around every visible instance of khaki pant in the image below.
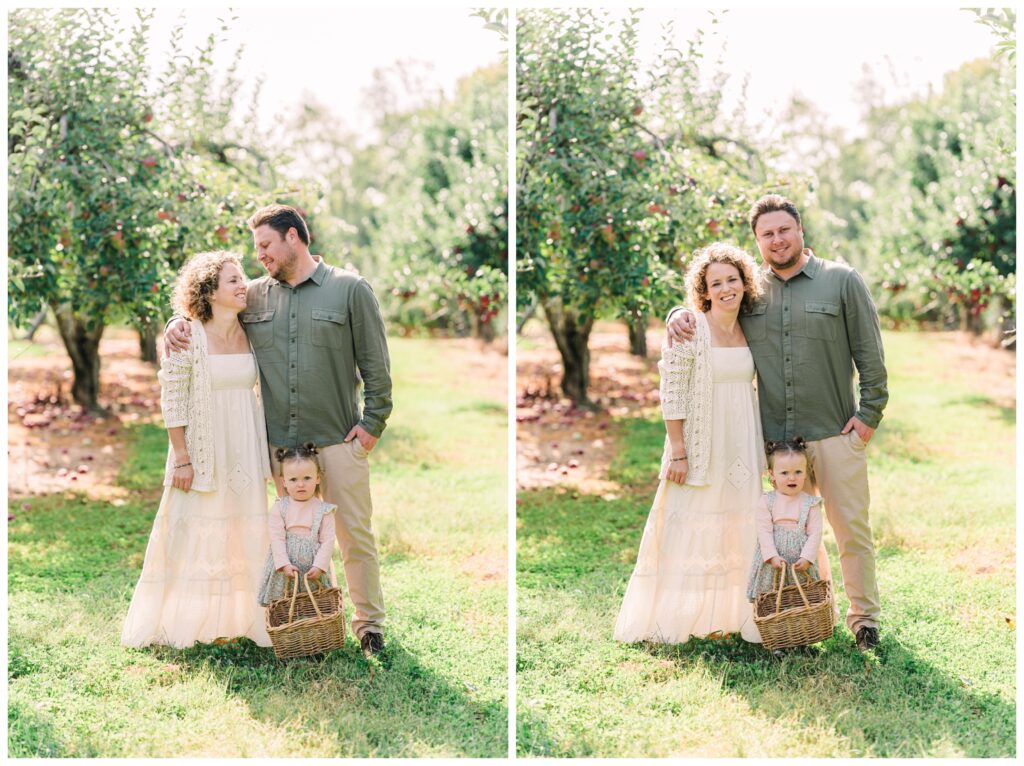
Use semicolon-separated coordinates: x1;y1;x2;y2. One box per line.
803;431;880;633
271;440;385;638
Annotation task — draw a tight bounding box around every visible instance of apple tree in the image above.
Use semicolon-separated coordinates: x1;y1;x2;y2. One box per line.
517;9;770;403
8;9;269;409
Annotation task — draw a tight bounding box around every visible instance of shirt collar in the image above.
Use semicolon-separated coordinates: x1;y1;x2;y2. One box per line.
268;256;328;287
766;249;820;282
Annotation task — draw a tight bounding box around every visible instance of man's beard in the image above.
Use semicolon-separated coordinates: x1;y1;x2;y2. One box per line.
271;249;299;280
766;245;802;272
771;251;801;271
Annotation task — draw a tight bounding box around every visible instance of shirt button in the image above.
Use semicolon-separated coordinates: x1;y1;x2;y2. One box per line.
291;388;295;393
784;306;788;311
291;363;295;368
787;407;793;412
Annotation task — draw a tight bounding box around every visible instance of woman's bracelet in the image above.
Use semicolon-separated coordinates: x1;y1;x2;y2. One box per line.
670;456;688;462
174;461;192;469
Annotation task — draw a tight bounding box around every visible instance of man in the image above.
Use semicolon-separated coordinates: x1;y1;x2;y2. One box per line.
667;194;887;651
165;204;392;656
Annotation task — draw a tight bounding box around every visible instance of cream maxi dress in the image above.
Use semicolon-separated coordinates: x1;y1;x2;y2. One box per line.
122;337;272;648
614;340;765;644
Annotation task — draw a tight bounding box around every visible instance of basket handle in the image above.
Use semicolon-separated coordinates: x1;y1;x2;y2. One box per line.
285;572;300;623
773;563;789;613
788;563;812;608
301;572;325;620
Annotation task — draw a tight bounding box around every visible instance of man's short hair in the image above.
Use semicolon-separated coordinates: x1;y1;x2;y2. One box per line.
749;194;802;234
247;204;310;245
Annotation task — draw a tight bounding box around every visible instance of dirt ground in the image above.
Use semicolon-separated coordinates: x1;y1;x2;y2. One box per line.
516;321;664;494
6;320;1014;504
7;326;508;506
8;327;163;503
516;320;1016;493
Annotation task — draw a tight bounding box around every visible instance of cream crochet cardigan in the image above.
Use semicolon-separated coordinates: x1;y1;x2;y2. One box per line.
657;310;713;486
158;320;271;492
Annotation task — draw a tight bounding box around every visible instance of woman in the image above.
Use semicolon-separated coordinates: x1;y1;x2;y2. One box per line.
122;251;273;648
614;243;765;644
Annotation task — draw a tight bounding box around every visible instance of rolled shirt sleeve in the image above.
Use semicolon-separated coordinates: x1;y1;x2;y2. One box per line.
350;279;393;438
843;270;889;429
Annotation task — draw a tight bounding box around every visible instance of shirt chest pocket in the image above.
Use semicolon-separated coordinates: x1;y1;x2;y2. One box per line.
311;308;347;349
741;301;768;342
799;300;840;341
240;309;276;349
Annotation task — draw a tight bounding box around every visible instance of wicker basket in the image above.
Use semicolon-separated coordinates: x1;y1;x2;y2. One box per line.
265;573;346;659
754;563;835;651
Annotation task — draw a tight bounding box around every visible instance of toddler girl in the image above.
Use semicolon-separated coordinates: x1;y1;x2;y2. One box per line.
257;443;337;605
746;437;823;601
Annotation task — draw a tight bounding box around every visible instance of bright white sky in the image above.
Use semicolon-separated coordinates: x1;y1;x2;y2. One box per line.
633;7;1001;138
130;7;504;140
124;6;998;145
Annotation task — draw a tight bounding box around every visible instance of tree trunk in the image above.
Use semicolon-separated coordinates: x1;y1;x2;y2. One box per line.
627;311;648;357
51;303;106;411
139;322;158;363
541;298;594;405
473;313;497;343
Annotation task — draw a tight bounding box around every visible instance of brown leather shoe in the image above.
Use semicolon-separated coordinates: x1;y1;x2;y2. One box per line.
855;626;880;651
360;632;385;657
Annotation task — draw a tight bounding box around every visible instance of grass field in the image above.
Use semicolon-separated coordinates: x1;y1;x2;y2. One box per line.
516;330;1015;757
8;337;508;758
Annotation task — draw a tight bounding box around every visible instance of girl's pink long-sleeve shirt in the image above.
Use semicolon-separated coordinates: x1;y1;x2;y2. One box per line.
268;497;336;573
755;491;822;564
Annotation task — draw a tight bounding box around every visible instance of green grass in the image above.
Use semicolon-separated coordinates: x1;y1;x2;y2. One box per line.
516;330;1015;757
8;337;508;758
8;339;55;360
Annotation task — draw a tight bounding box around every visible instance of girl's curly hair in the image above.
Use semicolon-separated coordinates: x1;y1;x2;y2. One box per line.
171;251;243;322
685;242;763;314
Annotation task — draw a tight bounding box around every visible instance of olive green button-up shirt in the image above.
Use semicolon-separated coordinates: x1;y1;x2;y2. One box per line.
739;254;888;442
239;259;393;448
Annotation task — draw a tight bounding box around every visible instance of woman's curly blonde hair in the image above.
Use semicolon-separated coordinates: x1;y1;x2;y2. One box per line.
171;251;243;322
685;242;763;313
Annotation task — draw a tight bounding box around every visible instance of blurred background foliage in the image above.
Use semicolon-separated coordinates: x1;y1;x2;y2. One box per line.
8;7;508;410
516;8;1015;404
